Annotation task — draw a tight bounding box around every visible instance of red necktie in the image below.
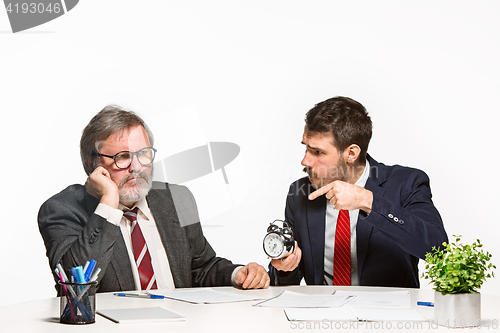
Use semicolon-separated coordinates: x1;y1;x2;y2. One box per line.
333;209;351;286
123;208;158;290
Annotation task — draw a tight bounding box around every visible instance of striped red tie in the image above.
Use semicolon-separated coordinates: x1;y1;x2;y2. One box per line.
123;208;157;290
333;209;351;286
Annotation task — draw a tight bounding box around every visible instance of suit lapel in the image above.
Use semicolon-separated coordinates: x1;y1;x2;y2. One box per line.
109;239;136;290
356;155;387;278
306;187;327;285
146;183;191;288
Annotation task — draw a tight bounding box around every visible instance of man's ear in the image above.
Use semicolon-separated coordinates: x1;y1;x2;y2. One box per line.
85;157;94;175
345;144;361;164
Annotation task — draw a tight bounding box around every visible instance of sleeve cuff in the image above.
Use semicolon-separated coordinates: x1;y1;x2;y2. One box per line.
94;203;124;226
231;265;244;287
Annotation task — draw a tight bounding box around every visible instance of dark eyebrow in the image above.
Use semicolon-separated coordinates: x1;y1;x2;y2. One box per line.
301;141;324;152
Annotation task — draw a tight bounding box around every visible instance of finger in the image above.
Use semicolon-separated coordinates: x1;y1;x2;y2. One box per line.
287;247;301;269
257;272;270;289
325;191;333;200
271;257;291;271
264;275;271;289
246;273;262;289
96;166;111;178
284;253;300;271
242;269;256;289
234;267;247;286
288;254;300;270
247;270;265;289
270;259;284;270
295;246;302;262
308;183;334;200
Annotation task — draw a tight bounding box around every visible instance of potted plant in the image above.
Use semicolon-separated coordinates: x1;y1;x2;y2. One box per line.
422;235;496;328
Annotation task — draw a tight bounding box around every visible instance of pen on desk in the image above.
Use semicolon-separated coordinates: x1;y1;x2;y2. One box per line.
417;301;434;307
114;293;165;299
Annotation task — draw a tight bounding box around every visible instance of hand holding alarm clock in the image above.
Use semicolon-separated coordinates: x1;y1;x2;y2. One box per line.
264;220;302;272
263;220;295;259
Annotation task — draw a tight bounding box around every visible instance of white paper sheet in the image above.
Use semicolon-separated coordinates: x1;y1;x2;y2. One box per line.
98;307;185;323
149;288;264;304
254;290;352;308
334;290;410;308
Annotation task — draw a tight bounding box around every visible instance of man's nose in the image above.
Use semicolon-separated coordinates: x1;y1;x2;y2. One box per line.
301;151;312;168
128;154;143;172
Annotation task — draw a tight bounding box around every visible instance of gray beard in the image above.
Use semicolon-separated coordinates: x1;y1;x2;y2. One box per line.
117;169;153;203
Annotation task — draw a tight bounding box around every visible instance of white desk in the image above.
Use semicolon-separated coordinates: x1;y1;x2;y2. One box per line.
1;286;498;332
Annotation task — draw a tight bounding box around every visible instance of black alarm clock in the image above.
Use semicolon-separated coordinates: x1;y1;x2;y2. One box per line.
263;219;295;259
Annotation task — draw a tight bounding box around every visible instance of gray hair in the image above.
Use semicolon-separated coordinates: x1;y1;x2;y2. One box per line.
80;105;154;175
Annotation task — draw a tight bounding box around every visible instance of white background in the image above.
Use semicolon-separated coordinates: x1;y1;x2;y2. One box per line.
1;0;499;307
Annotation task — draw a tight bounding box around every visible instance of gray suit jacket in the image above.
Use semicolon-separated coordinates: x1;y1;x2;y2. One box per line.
38;181;238;293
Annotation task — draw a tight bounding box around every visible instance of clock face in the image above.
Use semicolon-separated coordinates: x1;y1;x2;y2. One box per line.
263;233;284;258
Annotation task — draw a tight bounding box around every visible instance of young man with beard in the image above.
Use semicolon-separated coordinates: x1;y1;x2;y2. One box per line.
269;96;447;288
39;105;269;293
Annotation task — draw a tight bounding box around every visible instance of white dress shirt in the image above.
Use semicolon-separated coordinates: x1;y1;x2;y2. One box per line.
324;159;370;286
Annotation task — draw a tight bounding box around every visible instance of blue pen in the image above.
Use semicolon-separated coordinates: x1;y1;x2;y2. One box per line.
75;266;86;284
71;267;79;283
84;260;96;282
417;301;434;307
114;293;165;299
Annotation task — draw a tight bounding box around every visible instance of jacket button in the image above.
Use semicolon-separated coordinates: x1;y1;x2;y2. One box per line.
399;220;405;225
394;217;399;222
388;214;394;219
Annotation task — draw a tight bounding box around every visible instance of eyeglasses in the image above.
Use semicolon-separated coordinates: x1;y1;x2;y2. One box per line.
98;147;157;169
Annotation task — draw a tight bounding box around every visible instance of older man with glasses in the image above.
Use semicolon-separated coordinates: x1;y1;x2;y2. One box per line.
38;105;269;293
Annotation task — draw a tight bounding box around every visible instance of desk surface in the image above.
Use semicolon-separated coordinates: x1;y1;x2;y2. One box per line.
1;286;498;332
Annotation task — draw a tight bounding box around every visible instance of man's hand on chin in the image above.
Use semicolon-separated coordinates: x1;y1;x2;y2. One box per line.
85;166;120;209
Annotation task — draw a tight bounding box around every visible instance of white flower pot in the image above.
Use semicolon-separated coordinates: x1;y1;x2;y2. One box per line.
433;291;481;328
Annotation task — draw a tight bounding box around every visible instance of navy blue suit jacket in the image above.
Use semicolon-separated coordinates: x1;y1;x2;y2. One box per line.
269;155;448;288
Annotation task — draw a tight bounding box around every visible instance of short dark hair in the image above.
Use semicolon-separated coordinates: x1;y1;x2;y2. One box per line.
305;96;372;163
80;105;154;175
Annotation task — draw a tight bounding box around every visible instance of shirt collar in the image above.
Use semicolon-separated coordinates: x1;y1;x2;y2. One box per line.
355;159;370;189
119;197;152;221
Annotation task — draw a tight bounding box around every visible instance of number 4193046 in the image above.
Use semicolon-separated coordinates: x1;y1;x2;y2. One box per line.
5;2;62;14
